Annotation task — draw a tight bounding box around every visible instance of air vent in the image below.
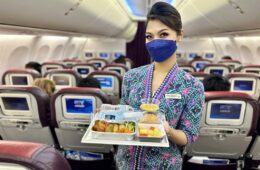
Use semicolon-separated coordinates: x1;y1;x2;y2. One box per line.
64;0;84;16
228;0;245;14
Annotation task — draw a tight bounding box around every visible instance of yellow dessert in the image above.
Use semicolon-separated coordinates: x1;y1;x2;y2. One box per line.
140;103;159;112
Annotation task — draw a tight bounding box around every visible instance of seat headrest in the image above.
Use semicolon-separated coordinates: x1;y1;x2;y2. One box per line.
103;64;129;71
219;59;241;64
44;69;81;79
190;72;209;77
0;140;71;170
0;86;51;126
226;73;260;79
2;69;41;85
235;64;260;72
205;91;254;101
201;64;232;72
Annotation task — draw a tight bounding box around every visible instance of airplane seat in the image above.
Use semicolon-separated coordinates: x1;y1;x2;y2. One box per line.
244;103;260;170
62;59;81;69
226;73;260;100
0;140;71;170
179;64;196;73
2;69;41;86
235;65;260;75
87;59;108;70
0;86;56;145
50;87;112;153
185;92;259;169
190;72;209;81
41;62;66;76
44;70;81;90
183;161;237;170
125;58;134;69
88;71;123;104
72;63;98;78
202;64;232;76
218;60;242;71
102;63;129;76
189;59;212;72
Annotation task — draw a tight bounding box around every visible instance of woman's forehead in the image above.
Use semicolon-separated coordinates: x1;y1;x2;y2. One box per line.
146;20;172;33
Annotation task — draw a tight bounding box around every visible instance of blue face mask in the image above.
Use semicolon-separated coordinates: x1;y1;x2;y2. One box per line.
146;39;177;62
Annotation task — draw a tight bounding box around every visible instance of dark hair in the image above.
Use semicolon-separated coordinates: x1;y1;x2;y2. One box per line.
25;62;42;74
194;55;203;60
147;2;182;35
114;55;126;64
222;56;232;60
203;74;230;91
77;77;101;88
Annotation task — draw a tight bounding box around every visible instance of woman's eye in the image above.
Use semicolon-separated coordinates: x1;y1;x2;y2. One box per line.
160;32;169;38
146;35;153;40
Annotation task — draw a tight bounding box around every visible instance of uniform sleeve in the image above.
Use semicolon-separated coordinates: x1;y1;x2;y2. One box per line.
120;73;130;105
177;81;205;145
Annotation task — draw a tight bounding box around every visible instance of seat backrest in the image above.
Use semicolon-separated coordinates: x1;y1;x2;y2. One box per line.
72;63;97;78
190;72;209;81
189;59;212;72
102;64;129;76
202;64;231;76
186;92;259;159
51;87;112;152
2;69;41;86
0;140;71;170
41;62;65;76
125;58;134;69
179;64;196;73
218;60;241;70
235;65;260;75
0;86;55;145
87;59;108;70
226;73;260;100
88;71;123;104
45;70;81;90
62;59;81;68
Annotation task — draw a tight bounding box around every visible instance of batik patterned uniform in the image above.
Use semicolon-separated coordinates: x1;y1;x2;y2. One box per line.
115;63;205;170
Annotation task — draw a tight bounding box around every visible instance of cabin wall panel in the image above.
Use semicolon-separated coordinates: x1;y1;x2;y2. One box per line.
0;35;86;79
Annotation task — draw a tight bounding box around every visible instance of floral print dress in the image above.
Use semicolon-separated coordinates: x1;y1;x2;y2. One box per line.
115;63;205;170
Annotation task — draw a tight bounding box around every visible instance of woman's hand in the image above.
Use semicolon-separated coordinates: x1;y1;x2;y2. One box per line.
163;121;172;136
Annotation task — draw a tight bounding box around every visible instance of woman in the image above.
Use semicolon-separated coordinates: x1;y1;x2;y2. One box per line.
33;78;56;97
115;2;204;170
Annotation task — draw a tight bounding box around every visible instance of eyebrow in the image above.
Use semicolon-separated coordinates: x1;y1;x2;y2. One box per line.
146;28;169;34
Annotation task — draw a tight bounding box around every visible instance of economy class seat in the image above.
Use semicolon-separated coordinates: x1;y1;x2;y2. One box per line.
87;58;108;70
235;65;260;75
202;64;231;76
2;69;41;86
184;92;259;170
179;64;196;73
125;58;134;69
0;140;71;170
0;86;57;145
189;59;212;72
44;69;81;90
72;63;98;78
41;61;65;76
51;87;112;153
88;71;123;104
226;73;260;100
190;72;209;81
102;63;129;76
218;59;241;70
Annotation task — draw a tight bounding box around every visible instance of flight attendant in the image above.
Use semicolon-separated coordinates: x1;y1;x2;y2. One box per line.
115;2;204;170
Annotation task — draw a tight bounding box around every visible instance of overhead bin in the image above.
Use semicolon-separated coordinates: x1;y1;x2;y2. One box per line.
0;0;137;40
175;0;260;36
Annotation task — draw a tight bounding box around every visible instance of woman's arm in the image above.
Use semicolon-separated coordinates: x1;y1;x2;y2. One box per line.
163;121;187;145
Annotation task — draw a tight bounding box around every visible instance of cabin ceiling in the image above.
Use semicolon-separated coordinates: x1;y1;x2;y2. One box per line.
176;0;260;37
0;0;137;41
0;0;259;39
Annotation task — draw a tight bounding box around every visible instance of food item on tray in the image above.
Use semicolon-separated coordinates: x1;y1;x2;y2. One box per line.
140;103;159;112
138;125;161;137
92;120;135;133
139;113;160;124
